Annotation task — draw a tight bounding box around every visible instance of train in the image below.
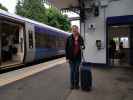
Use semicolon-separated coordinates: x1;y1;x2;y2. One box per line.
0;9;71;69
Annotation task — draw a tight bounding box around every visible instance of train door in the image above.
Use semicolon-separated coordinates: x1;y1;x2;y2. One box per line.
24;22;35;63
0;18;25;68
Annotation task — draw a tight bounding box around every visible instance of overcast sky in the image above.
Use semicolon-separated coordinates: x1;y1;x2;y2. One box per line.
0;0;17;13
0;0;80;27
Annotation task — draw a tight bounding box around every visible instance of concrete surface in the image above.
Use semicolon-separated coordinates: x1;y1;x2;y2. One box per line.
67;67;133;100
0;62;133;100
0;57;66;87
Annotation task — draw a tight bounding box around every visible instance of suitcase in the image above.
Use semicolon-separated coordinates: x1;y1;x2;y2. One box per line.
80;62;92;91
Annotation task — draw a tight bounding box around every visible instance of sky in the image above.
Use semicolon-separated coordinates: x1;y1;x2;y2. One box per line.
0;0;80;27
0;0;17;13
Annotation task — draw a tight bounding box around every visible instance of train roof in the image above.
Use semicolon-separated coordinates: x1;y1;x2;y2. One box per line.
0;9;71;35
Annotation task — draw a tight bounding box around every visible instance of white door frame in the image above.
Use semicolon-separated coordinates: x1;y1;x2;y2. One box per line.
24;22;35;63
18;25;25;62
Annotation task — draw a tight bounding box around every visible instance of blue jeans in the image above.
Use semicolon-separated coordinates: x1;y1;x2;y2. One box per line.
69;59;81;87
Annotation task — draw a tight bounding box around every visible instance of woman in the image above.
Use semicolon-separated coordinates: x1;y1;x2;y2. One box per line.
65;25;85;89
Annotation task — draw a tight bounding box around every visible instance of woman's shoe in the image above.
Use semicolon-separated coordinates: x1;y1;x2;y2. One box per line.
75;85;79;89
70;86;74;89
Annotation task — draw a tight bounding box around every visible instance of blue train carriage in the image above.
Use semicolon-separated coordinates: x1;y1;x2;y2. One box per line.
0;9;70;69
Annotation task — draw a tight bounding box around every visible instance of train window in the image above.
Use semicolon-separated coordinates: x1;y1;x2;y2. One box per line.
35;31;49;48
56;35;64;49
47;34;56;48
60;37;65;49
28;30;33;49
35;28;65;49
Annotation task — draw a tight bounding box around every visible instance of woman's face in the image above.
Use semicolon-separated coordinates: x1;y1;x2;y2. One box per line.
72;26;79;35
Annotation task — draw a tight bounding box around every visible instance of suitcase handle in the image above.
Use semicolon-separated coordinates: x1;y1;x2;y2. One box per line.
81;46;85;63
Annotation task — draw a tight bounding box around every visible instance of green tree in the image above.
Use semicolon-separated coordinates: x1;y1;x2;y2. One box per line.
16;0;48;24
16;0;71;31
0;3;8;11
46;7;71;31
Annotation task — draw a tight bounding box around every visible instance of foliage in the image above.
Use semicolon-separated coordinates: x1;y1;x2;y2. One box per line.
46;7;71;31
16;0;48;24
0;3;8;11
16;0;71;31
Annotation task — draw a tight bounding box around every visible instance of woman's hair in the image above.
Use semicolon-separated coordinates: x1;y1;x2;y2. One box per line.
71;25;78;29
71;25;79;32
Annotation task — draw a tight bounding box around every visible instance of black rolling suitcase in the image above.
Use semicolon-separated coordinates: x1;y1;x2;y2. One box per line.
80;62;92;91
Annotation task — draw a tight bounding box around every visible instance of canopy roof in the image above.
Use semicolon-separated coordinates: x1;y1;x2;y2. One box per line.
47;0;80;9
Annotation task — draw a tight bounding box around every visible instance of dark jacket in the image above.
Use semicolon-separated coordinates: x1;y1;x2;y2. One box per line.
65;34;85;61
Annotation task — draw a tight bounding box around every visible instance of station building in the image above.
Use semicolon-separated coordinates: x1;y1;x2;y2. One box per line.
46;0;133;66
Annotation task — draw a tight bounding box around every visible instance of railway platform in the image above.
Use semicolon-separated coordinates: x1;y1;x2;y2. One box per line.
0;57;133;100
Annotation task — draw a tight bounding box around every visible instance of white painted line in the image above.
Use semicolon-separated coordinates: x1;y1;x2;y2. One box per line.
0;57;66;87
